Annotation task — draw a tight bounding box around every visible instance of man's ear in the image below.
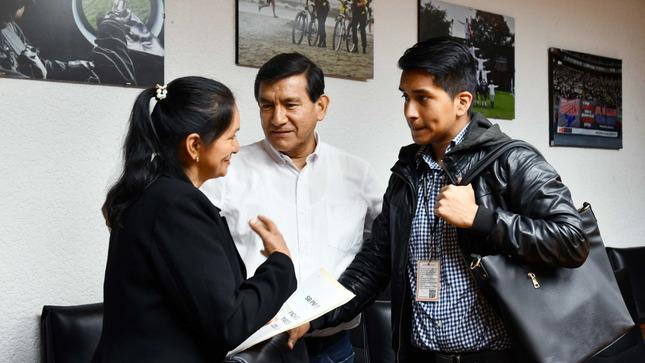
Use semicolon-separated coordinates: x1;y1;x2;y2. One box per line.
455;91;473;117
315;94;330;122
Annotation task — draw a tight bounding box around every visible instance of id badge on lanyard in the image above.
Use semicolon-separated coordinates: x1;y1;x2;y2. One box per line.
415;170;443;302
416;260;440;301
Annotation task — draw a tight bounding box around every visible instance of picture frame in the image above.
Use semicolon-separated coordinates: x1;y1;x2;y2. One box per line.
236;0;374;81
418;0;515;120
548;47;622;149
0;0;165;87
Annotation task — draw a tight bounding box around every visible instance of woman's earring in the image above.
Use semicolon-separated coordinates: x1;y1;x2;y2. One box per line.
195;155;200;163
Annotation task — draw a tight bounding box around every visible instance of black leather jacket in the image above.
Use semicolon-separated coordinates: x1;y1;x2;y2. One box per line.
311;113;588;362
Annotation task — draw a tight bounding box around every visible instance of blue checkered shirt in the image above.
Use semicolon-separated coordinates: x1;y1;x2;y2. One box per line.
407;125;511;352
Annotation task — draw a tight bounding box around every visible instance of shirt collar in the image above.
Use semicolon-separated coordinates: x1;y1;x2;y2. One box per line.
416;122;470;171
261;131;322;168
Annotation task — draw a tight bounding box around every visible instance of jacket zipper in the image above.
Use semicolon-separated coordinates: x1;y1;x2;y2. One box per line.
439;155;459;185
390;153;458;361
392;170;415;363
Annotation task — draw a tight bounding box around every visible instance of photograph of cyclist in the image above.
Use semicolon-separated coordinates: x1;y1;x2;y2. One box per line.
236;0;374;80
258;0;277;18
315;0;329;48
350;0;368;53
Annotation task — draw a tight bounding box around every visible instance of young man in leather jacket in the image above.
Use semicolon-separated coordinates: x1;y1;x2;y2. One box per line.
289;37;587;363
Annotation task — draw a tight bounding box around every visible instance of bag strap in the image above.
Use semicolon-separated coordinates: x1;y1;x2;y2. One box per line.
460;139;541;185
458;140;540;269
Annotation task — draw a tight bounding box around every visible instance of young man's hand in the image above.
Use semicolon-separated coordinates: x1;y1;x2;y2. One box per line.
287;322;310;349
435;184;478;228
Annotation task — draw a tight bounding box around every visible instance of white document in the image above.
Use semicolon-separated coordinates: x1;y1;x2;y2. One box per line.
228;268;355;357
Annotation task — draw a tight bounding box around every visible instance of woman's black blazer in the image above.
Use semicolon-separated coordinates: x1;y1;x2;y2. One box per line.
92;174;296;362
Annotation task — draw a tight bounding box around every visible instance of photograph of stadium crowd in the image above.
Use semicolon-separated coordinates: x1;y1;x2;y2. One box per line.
0;0;164;87
549;48;622;149
418;0;515;120
236;0;374;80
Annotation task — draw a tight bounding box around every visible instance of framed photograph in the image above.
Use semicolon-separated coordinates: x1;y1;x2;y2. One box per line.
236;0;374;81
418;0;515;120
0;0;165;87
548;48;622;149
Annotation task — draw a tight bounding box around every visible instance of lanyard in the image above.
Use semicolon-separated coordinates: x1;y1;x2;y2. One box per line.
420;170;443;260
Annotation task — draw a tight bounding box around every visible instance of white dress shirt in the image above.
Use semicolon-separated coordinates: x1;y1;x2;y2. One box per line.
201;135;382;284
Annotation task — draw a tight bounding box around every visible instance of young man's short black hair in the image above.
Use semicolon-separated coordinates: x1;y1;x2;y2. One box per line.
398;36;477;98
254;52;325;102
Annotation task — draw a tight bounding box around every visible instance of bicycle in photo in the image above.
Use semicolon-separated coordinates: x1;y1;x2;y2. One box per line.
292;1;319;46
332;0;355;52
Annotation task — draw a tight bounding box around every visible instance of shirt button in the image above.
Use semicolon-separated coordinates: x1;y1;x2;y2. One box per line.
435;320;442;327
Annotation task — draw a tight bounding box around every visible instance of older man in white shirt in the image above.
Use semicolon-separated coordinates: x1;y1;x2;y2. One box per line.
201;53;381;363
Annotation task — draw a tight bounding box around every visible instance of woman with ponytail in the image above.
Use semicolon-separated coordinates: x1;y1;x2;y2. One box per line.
93;76;297;362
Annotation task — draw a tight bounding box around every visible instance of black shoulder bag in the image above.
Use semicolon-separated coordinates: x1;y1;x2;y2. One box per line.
460;139;634;363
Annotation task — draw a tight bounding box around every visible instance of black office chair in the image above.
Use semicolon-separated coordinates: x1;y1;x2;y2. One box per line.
363;300;394;363
41;302;310;363
41;303;103;363
226;333;309;363
350;313;368;363
606;247;645;323
40;301;393;363
588;248;645;362
349;299;394;363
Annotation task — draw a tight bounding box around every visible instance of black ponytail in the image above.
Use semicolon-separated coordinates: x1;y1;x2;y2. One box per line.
103;76;235;228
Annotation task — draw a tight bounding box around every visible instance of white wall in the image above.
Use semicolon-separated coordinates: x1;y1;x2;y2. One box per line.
0;0;643;361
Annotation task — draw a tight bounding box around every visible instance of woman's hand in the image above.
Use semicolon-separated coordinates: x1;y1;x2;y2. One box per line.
249;215;291;258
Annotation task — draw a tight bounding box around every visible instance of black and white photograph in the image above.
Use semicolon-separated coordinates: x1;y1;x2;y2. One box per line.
236;0;374;80
549;47;622;149
418;0;515;120
0;0;165;87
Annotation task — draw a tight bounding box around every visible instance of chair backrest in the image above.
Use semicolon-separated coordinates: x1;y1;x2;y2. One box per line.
41;303;103;363
350;283;393;363
225;333;309;363
606;247;645;323
361;300;394;363
588;250;645;362
40;301;395;363
350;312;368;363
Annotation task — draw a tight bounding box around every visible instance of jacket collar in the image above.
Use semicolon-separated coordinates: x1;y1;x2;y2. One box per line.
391;112;510;182
450;112;511;154
162;169;194;186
